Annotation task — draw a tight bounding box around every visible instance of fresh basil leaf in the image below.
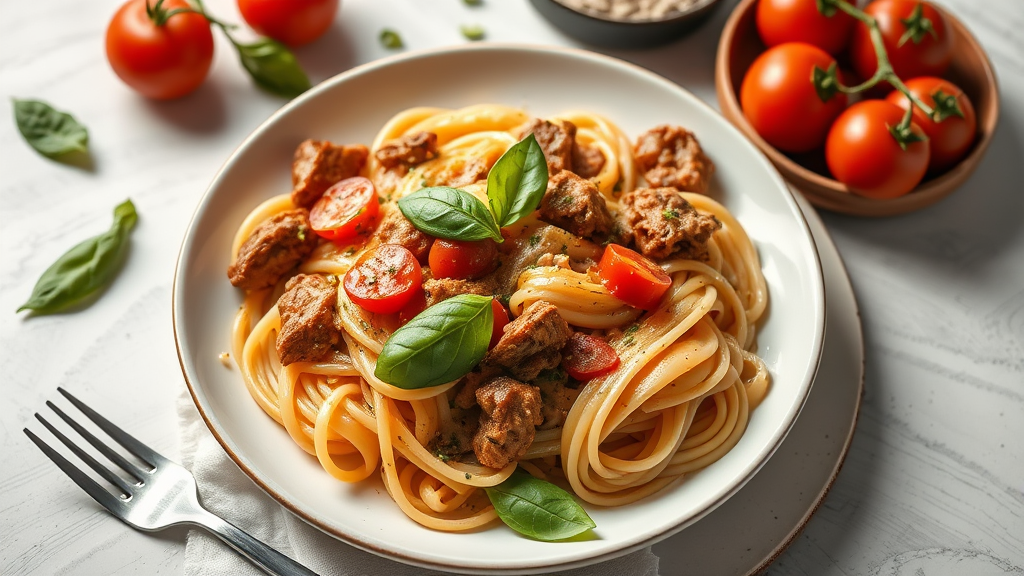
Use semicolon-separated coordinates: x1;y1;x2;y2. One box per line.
18;199;137;315
486;470;596;541
13;99;89;158
233;38;310;98
398;187;502;242
375;294;493;389
487;134;548;228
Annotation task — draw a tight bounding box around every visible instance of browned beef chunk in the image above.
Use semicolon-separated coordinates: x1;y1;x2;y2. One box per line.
291;140;369;208
228;209;319;291
620;187;721;260
634;125;714;193
572;142;606;178
535;369;578;430
275;274;341;365
539;171;614;241
430;405;480;461
453;366;503;410
518;118;575;174
446;158;489;188
422;276;498;307
375;131;438;171
484;301;572;381
472;377;543;469
376;207;434;263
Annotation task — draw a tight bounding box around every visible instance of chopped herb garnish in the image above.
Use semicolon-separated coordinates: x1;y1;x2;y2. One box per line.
344;247;357;256
528;234;540;247
663;209;679;220
460;24;485;41
296;225;307;241
387;265;398;275
465;472;473;480
463;0;482;5
560;244;568;254
380;29;404;49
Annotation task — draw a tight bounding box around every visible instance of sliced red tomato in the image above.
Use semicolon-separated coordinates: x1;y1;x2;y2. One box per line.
309;177;379;242
886;77;977;172
396;288;427;325
562;333;621;381
343;244;422;314
489;299;510;349
428;238;499;280
597;244;672;311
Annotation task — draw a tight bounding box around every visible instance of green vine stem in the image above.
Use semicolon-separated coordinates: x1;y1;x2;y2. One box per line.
814;0;940;149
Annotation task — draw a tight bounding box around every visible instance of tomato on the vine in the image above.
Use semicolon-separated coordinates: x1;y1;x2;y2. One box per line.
237;0;338;47
309;177;380;242
886;77;976;172
428;238;499;280
105;0;214;100
740;43;848;153
826;100;930;199
597;244;671;311
850;0;952;81
756;0;855;56
344;244;423;315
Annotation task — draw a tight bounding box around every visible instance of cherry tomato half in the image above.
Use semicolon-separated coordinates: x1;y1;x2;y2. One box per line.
237;0;338;47
428;238;499;280
309;177;380;242
562;333;621;381
597;244;672;311
886;77;976;172
850;0;952;81
756;0;855;56
826;100;930;199
344;244;423;315
489;299;510;350
740;43;848;153
105;0;214;100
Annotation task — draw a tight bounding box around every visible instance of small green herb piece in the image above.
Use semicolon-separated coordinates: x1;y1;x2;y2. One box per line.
486;134;548;228
375;294;494;389
231;37;310;98
662;209;679;220
485;470;596;541
460;24;486;41
18;200;137;315
380;28;404;49
398;187;503;242
13;99;89;159
463;0;483;5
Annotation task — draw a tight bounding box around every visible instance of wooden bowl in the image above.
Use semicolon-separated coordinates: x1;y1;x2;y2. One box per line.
715;0;1000;216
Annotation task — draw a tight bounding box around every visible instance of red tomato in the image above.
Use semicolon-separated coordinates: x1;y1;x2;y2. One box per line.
344;245;423;315
428;239;498;280
740;43;848;153
562;333;620;381
237;0;338;46
756;0;855;56
309;177;380;242
105;0;214;100
886;77;976;172
826;100;930;199
397;289;427;325
489;299;510;349
597;244;672;311
850;0;952;81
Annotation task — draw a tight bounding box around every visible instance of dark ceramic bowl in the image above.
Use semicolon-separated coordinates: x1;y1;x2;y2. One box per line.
529;0;723;48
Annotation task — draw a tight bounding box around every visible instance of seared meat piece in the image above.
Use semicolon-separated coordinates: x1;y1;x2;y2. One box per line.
228;209;319;291
634;125;714;193
446;158;489;188
275;274;342;365
454;366;503;410
535;369;578;430
484;301;572;382
472;377;543;469
291;140;369;208
375;131;438;171
376;207;434;263
620;187;721;260
430;405;480;461
539;171;614;241
422;276;498;307
518;118;575;174
572;141;606;179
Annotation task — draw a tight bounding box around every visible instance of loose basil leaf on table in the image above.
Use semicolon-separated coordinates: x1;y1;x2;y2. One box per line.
13;99;89;159
486;470;596;541
398;187;503;242
232;38;311;98
486;133;548;228
375;294;494;389
18;199;138;315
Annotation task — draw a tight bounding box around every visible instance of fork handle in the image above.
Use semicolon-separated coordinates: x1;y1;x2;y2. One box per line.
191;508;320;576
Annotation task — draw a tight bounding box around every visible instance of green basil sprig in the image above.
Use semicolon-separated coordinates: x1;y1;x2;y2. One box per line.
231;37;311;98
18;199;137;315
397;134;548;242
486;470;596;541
13;99;89;159
375;294;493;389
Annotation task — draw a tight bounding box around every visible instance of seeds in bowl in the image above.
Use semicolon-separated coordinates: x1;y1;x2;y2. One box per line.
556;0;702;21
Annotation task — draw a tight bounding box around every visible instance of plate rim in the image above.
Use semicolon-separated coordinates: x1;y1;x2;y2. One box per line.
172;42;827;574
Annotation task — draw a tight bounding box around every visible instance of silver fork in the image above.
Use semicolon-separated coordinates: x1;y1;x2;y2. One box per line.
24;387;319;576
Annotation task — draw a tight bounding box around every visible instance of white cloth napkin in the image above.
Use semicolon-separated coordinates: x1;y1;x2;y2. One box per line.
176;385;661;576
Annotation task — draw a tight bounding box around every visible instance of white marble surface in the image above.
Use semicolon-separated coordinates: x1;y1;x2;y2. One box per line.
1;0;1022;575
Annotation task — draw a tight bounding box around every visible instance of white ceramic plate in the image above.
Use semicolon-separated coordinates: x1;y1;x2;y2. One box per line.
173;44;825;574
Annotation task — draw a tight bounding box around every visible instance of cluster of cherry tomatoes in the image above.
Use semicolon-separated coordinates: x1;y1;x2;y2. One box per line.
741;0;977;199
105;0;337;99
